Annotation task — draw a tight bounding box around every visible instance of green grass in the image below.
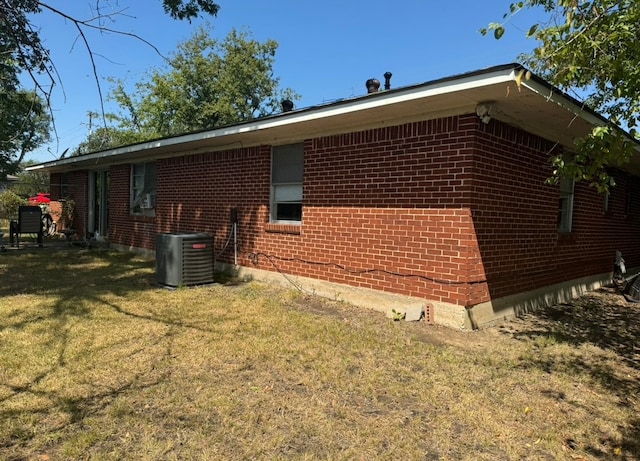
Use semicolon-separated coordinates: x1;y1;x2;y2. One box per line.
1;249;639;460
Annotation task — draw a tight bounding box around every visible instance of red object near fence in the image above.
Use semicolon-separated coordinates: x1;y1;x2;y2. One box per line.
28;193;51;204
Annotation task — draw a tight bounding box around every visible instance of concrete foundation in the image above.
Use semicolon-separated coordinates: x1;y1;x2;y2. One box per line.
120;245;630;330
218;262;623;330
467;272;614;329
221;262;471;329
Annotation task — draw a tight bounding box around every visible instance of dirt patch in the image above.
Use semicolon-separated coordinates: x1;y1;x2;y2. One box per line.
288;285;640;354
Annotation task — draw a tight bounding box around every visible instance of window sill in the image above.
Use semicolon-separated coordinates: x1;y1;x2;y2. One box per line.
265;223;301;235
130;213;156;223
557;231;577;243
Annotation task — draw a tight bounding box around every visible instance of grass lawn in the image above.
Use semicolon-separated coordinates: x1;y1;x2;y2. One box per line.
1;249;639;460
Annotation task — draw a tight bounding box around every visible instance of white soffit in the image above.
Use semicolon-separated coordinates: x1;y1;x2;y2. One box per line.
31;65;621;172
28;67;519;172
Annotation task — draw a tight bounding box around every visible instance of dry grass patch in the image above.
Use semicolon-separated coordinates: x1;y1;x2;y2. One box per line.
1;250;639;460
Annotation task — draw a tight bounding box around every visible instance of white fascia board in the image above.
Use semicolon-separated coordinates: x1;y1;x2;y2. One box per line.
520;77;605;128
136;67;518;141
251;68;518;128
521;77;640;152
27;66;519;172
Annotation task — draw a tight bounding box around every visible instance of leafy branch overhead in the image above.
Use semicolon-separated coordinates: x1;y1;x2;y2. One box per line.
2;0;220;101
482;0;640;192
162;0;219;20
0;0;220;177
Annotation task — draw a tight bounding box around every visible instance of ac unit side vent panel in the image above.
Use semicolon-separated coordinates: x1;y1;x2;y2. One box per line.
156;232;214;287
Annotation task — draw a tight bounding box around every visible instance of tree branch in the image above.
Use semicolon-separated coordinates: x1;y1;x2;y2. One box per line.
35;1;170;135
38;2;168;61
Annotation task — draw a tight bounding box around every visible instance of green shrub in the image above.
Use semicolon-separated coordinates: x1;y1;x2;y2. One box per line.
0;190;28;220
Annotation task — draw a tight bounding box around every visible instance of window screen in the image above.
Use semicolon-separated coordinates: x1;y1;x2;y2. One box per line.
271;144;303;222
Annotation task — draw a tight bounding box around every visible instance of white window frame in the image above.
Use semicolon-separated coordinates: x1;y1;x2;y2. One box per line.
558;177;574;233
131;161;157;216
271;143;303;223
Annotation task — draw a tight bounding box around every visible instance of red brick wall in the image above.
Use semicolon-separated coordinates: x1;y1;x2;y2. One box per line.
470;118;560;301
109;147;271;253
110;164;156;249
50;173;62;200
67;113;640;308
252;117;483;306
47;201;62;228
470;118;640;301
157;146;270;241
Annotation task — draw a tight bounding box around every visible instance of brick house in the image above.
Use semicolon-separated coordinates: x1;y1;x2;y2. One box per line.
30;64;640;329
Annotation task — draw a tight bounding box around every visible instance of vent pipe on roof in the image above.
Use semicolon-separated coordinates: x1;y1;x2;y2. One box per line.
366;78;380;93
384;72;392;90
281;99;294;112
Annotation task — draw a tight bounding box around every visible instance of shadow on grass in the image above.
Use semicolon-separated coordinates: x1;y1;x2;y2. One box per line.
0;247;248;333
0;249;239;458
0;248;154;295
503;287;640;368
0;370;171;461
500;287;640;457
0;249;153;330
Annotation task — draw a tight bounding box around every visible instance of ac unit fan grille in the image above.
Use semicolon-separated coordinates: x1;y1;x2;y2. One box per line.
182;240;215;285
156;233;214;287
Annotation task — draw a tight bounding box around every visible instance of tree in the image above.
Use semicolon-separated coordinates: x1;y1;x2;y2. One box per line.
8;160;50;197
104;26;298;140
0;61;50;179
482;1;640;191
0;189;28;221
162;0;219;20
2;1;220;98
0;0;220;170
71;124;144;156
1;3;51;179
0;86;51;178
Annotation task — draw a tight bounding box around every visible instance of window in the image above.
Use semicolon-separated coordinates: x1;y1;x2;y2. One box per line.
558;177;574;233
131;161;157;216
271;143;303;223
603;191;610;213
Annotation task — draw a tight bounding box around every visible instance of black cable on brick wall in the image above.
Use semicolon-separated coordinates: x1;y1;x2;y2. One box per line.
247;252;487;285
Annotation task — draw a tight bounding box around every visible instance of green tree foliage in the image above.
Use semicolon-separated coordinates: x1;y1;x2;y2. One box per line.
105;26;298;140
0;0;220;166
0;189;28;220
482;1;640;191
162;0;219;20
0;86;51;179
2;1;220;90
0;0;51;179
0;1;47;83
71;125;146;156
9;160;50;197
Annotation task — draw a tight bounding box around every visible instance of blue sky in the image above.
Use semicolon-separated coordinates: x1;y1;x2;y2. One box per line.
24;0;544;164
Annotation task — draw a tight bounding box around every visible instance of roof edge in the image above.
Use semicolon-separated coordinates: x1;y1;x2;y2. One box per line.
27;63;524;172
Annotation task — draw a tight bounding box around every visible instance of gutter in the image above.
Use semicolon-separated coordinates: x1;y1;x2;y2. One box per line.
27;64;521;173
27;62;638;173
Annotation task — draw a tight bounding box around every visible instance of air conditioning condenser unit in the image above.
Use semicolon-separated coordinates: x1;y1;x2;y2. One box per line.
156;232;214;287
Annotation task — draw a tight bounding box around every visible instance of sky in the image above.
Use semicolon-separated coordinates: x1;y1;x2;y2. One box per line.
23;0;545;164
